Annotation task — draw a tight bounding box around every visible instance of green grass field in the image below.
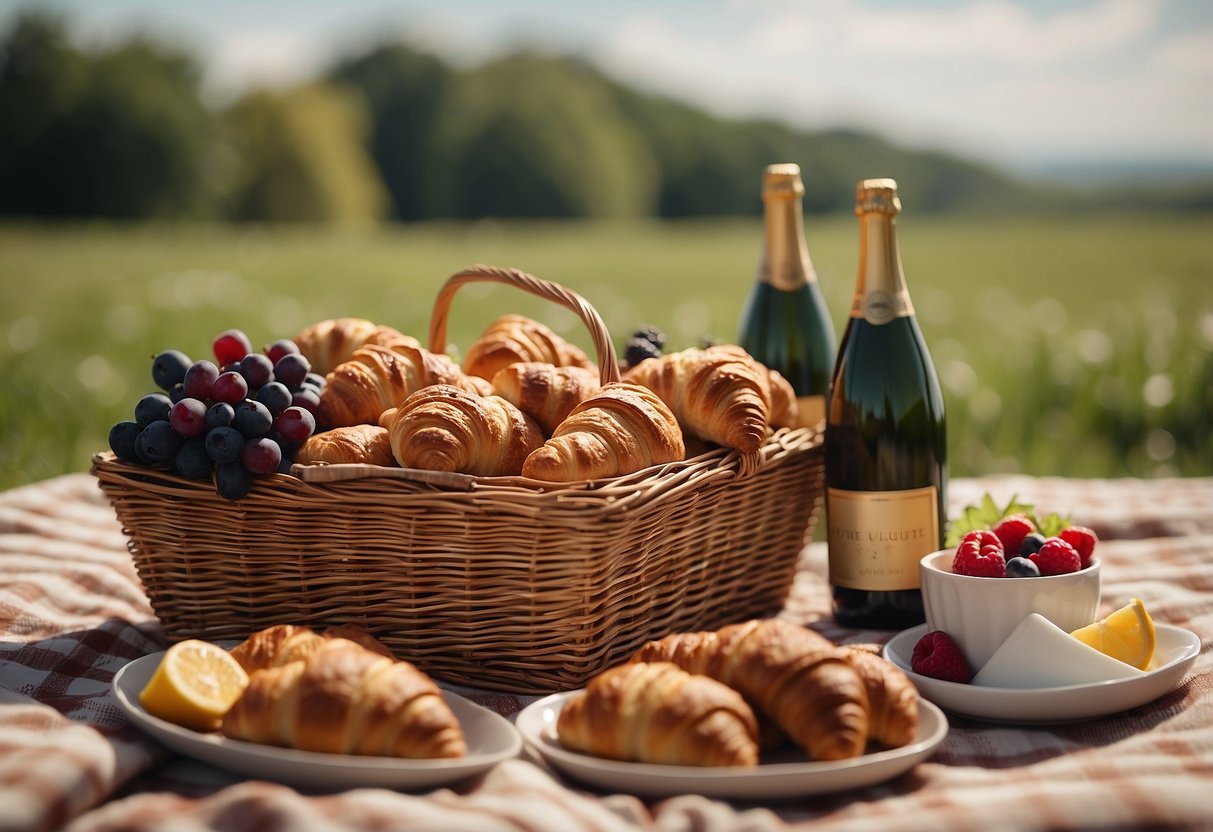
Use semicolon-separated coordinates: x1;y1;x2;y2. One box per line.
1;215;1210;492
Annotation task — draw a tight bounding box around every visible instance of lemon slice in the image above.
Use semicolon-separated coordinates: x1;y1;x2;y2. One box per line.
1070;598;1156;670
139;639;249;731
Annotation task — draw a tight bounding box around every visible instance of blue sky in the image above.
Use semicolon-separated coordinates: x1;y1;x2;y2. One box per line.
4;0;1211;174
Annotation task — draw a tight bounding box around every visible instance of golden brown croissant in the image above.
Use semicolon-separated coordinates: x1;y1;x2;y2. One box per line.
294;424;395;467
490;362;601;436
557;662;759;767
462;314;596;382
521;383;685;482
630;619;870;761
318;344;488;429
293;318;418;375
621;346;775;454
844;647;918;749
389;384;543;476
229;624;394;673
765;367;800;429
221;638;466;758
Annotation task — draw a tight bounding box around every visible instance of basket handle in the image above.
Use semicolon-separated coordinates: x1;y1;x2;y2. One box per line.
428;264;621;384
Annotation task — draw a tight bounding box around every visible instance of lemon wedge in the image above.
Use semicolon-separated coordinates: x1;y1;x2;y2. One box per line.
139;639;249;731
1070;598;1156;670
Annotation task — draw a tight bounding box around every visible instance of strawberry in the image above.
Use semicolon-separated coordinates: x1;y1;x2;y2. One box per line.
1059;525;1098;567
991;514;1035;555
952;530;1006;577
911;631;973;683
1029;537;1081;576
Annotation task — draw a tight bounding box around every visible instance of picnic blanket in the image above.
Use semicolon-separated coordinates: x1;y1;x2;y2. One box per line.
2;473;1212;832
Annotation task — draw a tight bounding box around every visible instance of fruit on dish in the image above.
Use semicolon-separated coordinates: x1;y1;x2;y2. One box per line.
139;639;249;732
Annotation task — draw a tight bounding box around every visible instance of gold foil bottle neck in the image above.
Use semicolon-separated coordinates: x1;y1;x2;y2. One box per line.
764;163;805;199
856;178;901;215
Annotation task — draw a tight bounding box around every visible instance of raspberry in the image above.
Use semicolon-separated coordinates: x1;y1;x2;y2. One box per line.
992;514;1035;555
952;530;1006;577
1029;537;1081;576
1059;525;1098;567
911;631;973;683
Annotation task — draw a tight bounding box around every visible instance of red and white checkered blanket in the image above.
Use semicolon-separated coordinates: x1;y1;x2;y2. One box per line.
2;473;1212;832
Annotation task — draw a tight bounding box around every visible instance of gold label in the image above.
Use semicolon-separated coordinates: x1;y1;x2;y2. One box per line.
849;290;914;325
827;486;939;590
796;395;825;429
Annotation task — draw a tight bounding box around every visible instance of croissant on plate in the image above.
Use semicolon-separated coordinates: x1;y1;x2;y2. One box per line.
293;318;420;375
490;362;601;436
229;623;394;673
318;344;491;429
556;662;759;767
521;383;685;482
844;646;919;749
630;618;870;761
221;637;466;759
462;314;597;382
294;424;395;467
622;345;782;454
388;384;544;476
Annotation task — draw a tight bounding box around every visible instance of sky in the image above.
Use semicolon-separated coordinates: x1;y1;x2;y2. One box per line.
4;0;1212;177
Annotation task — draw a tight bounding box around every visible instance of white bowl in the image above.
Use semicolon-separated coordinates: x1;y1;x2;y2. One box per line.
919;549;1101;671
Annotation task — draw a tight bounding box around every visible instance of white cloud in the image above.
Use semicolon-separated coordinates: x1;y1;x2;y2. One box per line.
206;30;324;97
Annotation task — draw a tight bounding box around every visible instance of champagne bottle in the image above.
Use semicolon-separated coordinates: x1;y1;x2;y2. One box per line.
738;163;836;429
826;178;947;630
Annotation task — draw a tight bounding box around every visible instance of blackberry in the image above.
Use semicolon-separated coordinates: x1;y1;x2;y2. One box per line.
631;324;666;350
624;337;662;368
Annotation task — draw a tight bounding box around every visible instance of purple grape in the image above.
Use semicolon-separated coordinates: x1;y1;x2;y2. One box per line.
240;437;282;475
136;420;183;463
265;339;300;365
255;381;292;416
273;406;315;443
291;386;321;416
206;402;236;429
274;353;310;388
174;437;213;479
168;397;208;438
183;360;220;400
108;421;141;462
135;393;172;428
238;353;274;390
212;371;249;405
168;383;187;404
151;350;191;390
232;399;273;438
215;461;253;501
213;329;252;367
204;426;244;464
302;372;326;391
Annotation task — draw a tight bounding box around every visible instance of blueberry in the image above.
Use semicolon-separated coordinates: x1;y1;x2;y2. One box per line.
631;324;666;350
624;337;662;369
1019;532;1047;556
1006;556;1041;578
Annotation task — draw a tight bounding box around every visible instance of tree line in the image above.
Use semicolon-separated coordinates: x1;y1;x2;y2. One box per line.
1;12;1208;224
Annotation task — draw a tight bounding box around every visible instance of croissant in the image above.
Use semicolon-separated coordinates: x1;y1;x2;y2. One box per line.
389;384;543;476
557;662;759;767
318;344;489;429
630;619;870;761
221;638;466;759
621;346;775;454
845;647;919;749
490;362;601;436
462;314;596;382
293;318;418;375
229;624;394;673
521;383;685;482
294;424;395;467
765;367;800;429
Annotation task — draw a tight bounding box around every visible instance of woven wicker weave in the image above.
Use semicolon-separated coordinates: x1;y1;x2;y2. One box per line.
92;265;825;693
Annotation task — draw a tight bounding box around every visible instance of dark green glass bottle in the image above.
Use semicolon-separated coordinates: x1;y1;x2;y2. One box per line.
738;164;836;429
826;179;947;630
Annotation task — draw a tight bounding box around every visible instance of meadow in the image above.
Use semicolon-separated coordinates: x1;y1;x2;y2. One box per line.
1;214;1210;492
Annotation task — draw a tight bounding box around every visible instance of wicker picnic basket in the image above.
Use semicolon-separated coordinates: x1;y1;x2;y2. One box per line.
92;265;825;693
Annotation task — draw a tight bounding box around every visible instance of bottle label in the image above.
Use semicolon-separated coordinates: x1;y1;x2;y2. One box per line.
797;394;825;429
850;290;914;325
827;485;939;590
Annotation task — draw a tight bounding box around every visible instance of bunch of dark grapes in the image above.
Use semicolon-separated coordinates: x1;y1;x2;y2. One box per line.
108;329;324;501
623;324;666;369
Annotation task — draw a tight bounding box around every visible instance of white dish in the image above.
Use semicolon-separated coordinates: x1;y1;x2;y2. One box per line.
515;691;947;800
882;623;1200;724
113;652;522;790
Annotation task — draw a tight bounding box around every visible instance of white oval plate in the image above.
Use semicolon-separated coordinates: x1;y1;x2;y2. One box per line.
113;652;522;790
882;623;1200;724
515;692;947;800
